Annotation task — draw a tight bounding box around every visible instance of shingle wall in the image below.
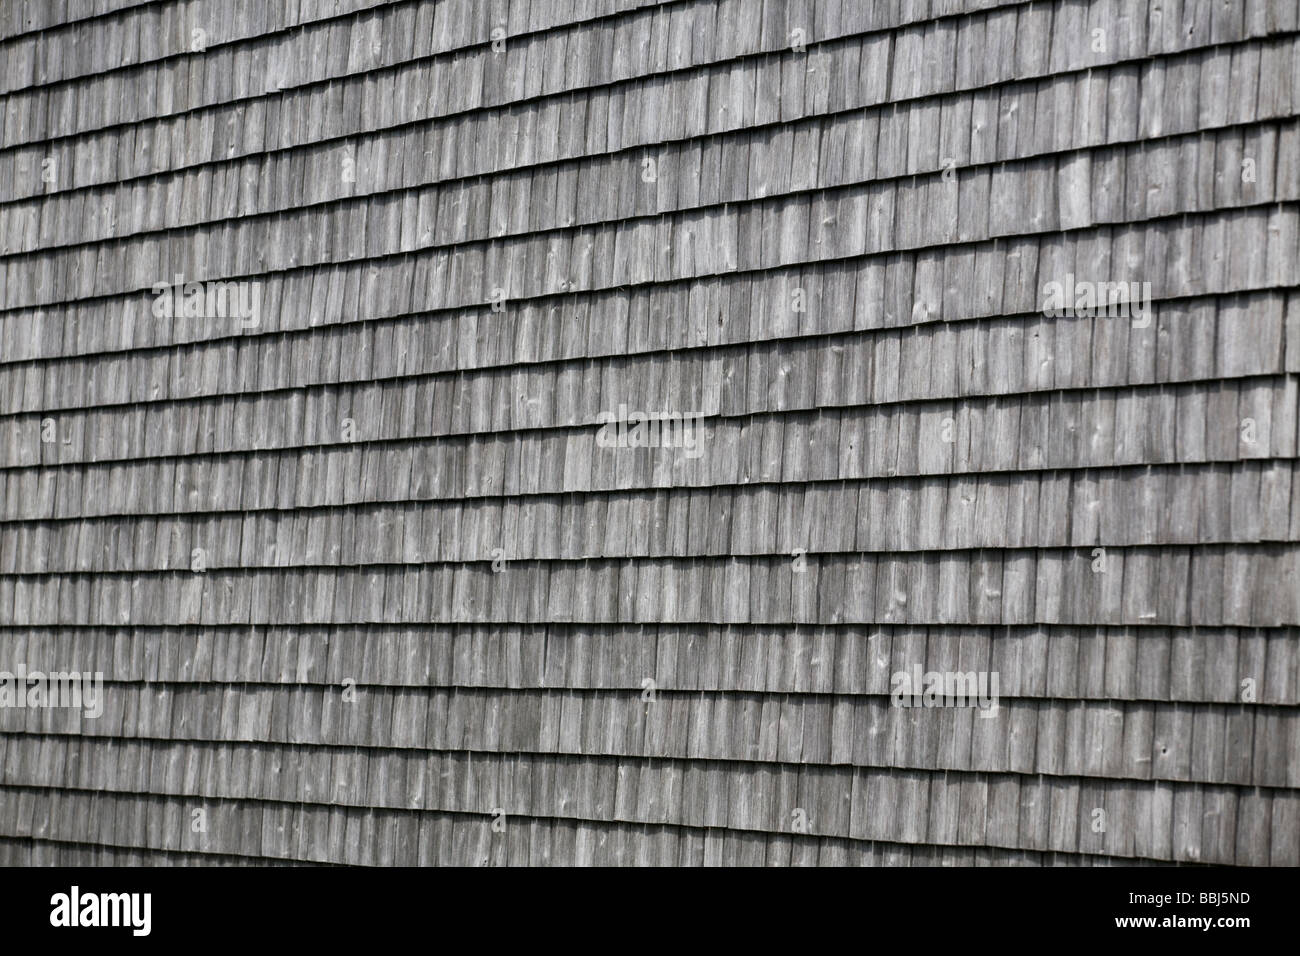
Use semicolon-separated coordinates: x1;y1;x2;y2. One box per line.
0;0;1297;865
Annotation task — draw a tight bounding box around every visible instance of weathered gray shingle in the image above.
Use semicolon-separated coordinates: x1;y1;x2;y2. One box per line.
0;0;1296;866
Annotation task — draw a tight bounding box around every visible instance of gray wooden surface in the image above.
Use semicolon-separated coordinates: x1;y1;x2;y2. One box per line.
0;0;1297;865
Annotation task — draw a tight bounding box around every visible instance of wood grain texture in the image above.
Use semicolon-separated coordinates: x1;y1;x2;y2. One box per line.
0;0;1296;866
